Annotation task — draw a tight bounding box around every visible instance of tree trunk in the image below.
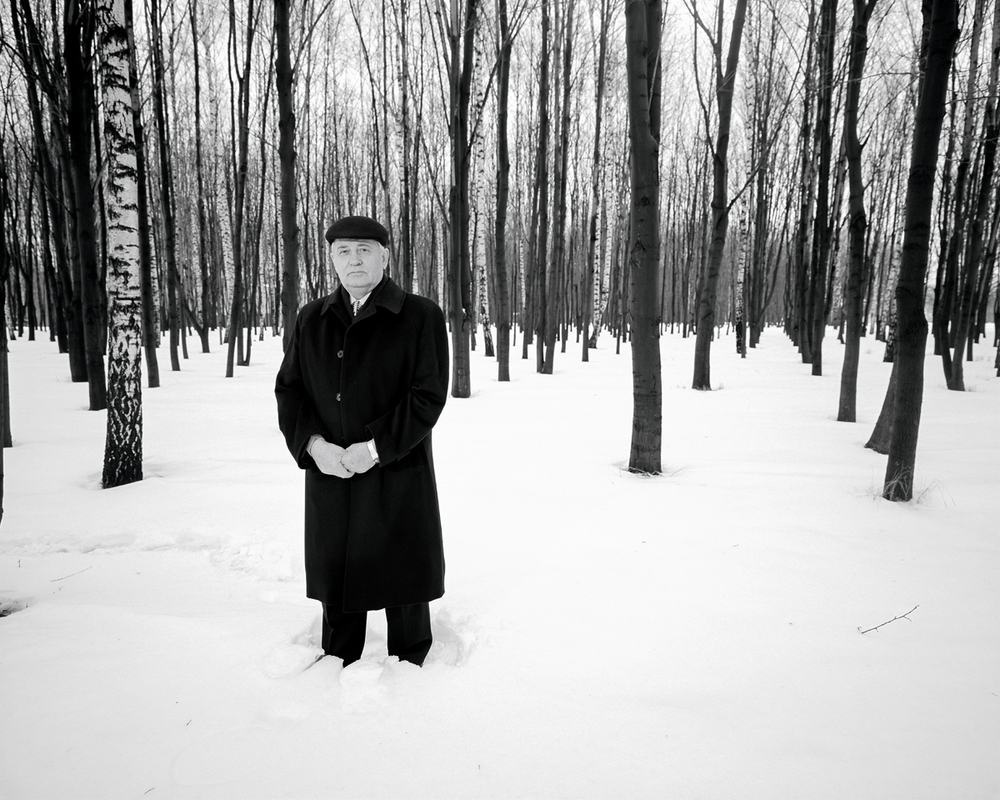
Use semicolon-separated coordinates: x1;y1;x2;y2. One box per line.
692;0;749;390
936;0;985;389
123;0;159;388
884;0;959;501
190;0;212;354
99;0;144;488
808;0;839;377
837;0;876;421
494;0;513;382
65;0;108;410
949;0;1000;391
275;0;299;351
532;0;551;375
625;0;662;474
446;0;476;398
582;0;612;364
543;1;575;375
149;0;181;372
225;0;258;378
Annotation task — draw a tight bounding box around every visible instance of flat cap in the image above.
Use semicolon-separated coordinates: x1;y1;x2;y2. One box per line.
324;215;389;246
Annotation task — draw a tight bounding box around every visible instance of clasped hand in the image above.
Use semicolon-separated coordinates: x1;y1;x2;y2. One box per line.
309;438;375;478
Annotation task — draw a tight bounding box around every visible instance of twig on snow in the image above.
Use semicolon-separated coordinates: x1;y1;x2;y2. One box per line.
858;605;919;634
50;566;93;582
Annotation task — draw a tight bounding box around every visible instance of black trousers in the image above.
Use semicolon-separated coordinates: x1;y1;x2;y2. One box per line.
321;602;432;666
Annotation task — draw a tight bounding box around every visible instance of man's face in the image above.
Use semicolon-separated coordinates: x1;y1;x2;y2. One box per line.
331;239;387;298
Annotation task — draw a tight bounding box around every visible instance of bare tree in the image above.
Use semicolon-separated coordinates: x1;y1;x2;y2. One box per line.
690;0;750;390
99;0;143;487
275;0;298;350
625;0;663;473
581;0;613;364
883;0;959;502
65;0;108;409
837;0;876;422
148;0;181;371
443;0;478;397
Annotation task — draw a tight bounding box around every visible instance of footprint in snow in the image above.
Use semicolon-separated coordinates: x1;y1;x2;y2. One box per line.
427;607;479;667
262;620;324;678
339;657;389;711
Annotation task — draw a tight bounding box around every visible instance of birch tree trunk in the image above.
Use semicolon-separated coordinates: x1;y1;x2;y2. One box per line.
581;0;612;363
625;0;662;474
99;0;143;488
884;0;959;501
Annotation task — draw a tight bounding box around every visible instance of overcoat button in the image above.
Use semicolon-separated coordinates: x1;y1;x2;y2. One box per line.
336;393;341;401
337;350;344;358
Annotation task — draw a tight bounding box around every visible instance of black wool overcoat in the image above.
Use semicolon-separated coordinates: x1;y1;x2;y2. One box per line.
275;275;449;612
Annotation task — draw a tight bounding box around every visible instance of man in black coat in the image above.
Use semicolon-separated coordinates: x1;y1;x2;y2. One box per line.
275;215;449;667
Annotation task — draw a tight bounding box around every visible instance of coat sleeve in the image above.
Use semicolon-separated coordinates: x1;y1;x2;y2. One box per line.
275;310;324;469
365;300;449;465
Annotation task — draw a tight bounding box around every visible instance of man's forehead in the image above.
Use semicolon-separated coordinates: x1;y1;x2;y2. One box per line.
332;238;381;246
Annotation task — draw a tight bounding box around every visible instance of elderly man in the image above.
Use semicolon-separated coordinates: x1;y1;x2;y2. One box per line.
275;215;449;667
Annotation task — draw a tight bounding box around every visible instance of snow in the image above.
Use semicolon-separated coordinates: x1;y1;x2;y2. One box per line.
1;325;997;800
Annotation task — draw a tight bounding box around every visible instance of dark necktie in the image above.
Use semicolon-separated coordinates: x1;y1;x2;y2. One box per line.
352;299;361;317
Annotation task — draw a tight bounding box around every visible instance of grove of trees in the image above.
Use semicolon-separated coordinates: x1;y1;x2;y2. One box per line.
0;0;995;501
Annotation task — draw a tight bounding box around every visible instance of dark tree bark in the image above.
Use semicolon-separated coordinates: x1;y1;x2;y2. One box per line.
935;0;985;389
543;0;575;375
10;0;81;375
837;0;876;422
949;0;1000;390
531;0;551;374
808;0;839;377
691;0;749;390
225;0;259;378
0;130;11;496
189;0;212;354
124;0;159;387
884;0;959;502
446;0;477;397
275;0;299;351
148;0;180;372
625;0;663;473
494;0;514;381
65;0;108;409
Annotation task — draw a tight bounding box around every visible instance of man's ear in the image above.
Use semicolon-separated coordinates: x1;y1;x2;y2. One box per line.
381;245;390;268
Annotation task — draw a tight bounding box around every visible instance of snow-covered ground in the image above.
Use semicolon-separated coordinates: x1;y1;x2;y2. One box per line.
1;324;997;800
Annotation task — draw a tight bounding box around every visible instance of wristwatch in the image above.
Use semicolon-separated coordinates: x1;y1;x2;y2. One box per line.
366;439;379;464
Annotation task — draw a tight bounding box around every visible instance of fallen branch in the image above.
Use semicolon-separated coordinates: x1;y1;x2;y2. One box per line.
858;605;919;634
51;566;93;582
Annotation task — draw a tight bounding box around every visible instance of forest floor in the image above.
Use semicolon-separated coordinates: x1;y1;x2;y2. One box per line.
1;324;997;800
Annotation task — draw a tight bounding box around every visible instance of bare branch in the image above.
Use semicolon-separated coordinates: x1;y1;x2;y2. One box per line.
858;605;920;634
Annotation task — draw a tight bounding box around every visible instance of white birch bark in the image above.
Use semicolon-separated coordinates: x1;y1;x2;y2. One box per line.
99;0;143;487
734;205;749;357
